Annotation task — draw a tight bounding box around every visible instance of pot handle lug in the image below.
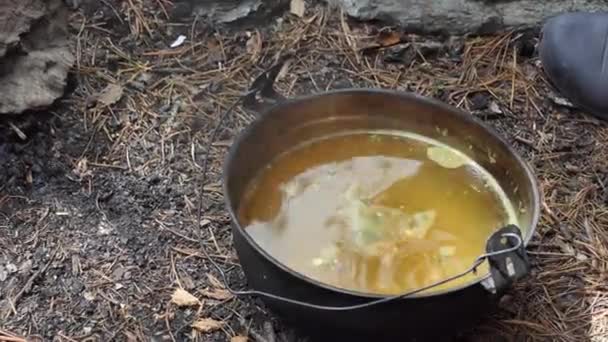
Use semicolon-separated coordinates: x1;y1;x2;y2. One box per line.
242;54;294;114
482;225;531;295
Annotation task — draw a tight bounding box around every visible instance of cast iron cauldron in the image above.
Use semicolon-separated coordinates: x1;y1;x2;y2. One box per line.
222;61;540;341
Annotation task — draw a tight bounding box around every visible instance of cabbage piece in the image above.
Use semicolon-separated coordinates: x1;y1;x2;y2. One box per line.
427;145;467;169
399;210;436;239
343;184;402;247
340;184;437;254
312;245;339;267
439;245;456;258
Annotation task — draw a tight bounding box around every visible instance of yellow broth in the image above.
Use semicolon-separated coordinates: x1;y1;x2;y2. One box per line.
238;131;518;295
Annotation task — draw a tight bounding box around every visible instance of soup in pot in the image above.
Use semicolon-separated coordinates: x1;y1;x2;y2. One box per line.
238;130;518;295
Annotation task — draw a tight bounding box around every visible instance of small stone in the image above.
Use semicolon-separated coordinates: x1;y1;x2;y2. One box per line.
469;92;489;110
70;279;85;294
31;164;42;174
65;0;81;9
98;219;113;235
19;259;33;273
112;267;125;279
488;101;502;114
383;44;416;64
6;263;17;274
335;0;606;35
548;91;576;108
0;266;7;281
558;241;575;255
181;273;194;290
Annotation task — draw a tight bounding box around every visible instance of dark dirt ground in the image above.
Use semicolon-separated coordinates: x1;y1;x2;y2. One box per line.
2;1;608;341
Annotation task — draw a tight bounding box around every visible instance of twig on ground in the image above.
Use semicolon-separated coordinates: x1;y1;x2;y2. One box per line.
0;329;26;342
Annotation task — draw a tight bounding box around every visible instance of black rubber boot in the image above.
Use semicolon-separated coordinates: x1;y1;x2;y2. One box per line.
539;12;608;119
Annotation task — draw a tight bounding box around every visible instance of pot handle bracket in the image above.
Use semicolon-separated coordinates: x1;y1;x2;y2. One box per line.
242;54;294;113
481;225;531;295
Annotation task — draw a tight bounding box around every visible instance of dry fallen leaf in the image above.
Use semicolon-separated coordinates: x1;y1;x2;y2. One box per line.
192;318;224;333
200;288;234;300
377;31;402;47
97;83;123;106
360;31;405;55
426;145;467;169
207;273;225;289
290;0;305;17
231;336;248;342
171;288;200;307
207;39;223;64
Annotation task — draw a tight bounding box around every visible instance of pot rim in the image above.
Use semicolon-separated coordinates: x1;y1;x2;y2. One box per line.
223;88;541;300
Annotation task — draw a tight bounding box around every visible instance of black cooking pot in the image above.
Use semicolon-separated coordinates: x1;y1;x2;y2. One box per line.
222;60;540;341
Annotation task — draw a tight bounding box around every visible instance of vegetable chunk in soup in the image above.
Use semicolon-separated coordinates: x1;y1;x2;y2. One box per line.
238;131;518;295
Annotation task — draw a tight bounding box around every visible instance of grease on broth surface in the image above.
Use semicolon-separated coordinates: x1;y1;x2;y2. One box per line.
238;131;518;295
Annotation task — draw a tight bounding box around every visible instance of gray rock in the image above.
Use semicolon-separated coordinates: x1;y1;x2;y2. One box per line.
332;0;608;34
172;0;288;24
0;0;74;114
0;0;46;57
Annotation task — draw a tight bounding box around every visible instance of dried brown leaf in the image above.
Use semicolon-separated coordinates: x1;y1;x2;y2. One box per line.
207;273;224;289
360;31;406;55
207;39;223;64
231;336;248;342
171;288;200;307
290;0;305;17
97;83;123;106
377;31;402;47
200;288;234;300
192;318;224;333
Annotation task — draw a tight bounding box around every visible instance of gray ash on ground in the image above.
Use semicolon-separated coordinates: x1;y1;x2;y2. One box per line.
0;114;66;192
5;134;199;335
0;101;282;340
